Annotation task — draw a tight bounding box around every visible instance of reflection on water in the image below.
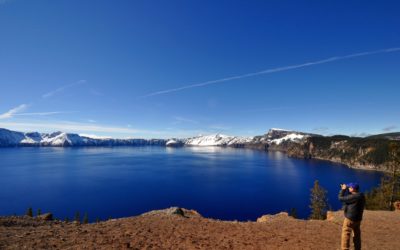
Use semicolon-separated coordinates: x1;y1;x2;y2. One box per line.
186;146;224;153
269;151;286;161
0;146;382;221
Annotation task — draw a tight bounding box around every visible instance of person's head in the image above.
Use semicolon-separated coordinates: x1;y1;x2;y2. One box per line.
347;183;359;193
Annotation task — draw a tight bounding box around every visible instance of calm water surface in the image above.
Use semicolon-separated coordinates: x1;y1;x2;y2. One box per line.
0;146;382;220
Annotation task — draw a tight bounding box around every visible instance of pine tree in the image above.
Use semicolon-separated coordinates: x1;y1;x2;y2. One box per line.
65;217;70;223
388;141;400;209
26;207;33;217
289;208;298;218
366;174;400;210
366;142;400;210
37;209;41;216
74;211;80;223
83;212;89;224
309;180;329;220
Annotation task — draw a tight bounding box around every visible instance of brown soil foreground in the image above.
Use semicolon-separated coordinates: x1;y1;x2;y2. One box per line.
1;208;399;250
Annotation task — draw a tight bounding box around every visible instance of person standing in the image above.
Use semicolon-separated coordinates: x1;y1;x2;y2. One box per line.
339;183;365;250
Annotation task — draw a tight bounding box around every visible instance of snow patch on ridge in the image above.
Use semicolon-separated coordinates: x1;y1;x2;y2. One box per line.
271;133;305;145
0;128;166;147
269;128;292;132
185;134;253;146
79;134;112;140
0;127;308;148
166;139;178;145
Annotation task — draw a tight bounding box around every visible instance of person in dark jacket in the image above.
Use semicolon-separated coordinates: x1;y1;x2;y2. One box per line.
339;182;365;250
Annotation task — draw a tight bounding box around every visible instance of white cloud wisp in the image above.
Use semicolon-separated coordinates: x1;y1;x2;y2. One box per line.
0;120;165;137
0;104;28;119
42;80;86;98
141;47;400;98
15;111;77;116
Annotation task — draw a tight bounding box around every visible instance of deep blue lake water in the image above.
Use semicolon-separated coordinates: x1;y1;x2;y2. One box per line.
0;146;382;221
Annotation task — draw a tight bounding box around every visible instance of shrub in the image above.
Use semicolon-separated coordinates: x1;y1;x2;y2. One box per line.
26;207;33;217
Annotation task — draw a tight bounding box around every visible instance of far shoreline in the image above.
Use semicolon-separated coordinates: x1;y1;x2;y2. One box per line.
0;143;391;174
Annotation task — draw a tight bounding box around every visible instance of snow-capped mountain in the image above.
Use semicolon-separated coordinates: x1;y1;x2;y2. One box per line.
0;128;26;146
0;127;310;148
270;133;305;145
184;134;253;146
0;128;166;147
251;128;312;145
166;139;184;147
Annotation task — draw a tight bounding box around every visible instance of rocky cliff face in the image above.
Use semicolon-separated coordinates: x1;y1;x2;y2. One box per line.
240;129;400;173
243;128;314;151
281;136;400;172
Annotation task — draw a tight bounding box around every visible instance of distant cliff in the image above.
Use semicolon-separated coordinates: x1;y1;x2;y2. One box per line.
288;136;399;172
244;130;400;173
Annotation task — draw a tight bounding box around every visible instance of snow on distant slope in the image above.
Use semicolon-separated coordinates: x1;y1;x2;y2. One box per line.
185;134;253;146
185;134;229;146
21;132;43;144
1;128;137;147
0;128;166;147
0;128;26;146
166;139;184;147
269;128;292;132
271;133;305;145
39;132;90;146
166;139;178;145
0;127;308;147
79;134;112;140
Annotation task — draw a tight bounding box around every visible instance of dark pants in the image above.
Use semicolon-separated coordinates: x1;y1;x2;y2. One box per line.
341;217;361;250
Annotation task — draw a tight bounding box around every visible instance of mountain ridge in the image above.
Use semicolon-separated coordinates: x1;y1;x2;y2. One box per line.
0;128;166;147
1;127;399;173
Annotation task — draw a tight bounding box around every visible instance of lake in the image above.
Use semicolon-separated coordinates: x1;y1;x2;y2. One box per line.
0;146;382;221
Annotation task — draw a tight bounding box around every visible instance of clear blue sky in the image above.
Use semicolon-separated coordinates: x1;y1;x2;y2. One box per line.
0;0;399;138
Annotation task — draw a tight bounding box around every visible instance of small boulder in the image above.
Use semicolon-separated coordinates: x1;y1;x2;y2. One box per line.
183;209;202;217
167;207;185;216
172;207;185;216
257;212;289;222
326;211;335;221
325;211;345;224
141;207;202;218
257;215;269;223
37;213;53;221
394;201;400;212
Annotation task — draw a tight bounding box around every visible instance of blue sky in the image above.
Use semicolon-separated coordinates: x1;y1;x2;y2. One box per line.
0;0;399;138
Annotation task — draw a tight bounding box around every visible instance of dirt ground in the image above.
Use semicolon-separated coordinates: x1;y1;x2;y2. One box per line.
0;208;399;250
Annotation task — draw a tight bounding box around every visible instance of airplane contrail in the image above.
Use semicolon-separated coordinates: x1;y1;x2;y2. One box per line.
140;47;400;98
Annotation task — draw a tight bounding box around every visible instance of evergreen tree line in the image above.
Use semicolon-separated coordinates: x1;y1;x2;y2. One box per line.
365;174;400;210
289;139;400;218
25;208;91;224
308;174;399;220
365;142;400;210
